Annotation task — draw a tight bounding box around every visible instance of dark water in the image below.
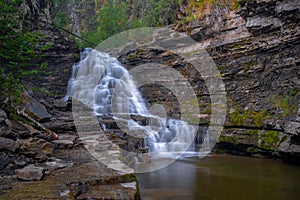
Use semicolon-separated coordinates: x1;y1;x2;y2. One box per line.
136;155;300;200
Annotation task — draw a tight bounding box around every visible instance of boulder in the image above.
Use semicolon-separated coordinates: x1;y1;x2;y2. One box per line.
0;137;19;152
0;110;8;124
25;101;51;122
16;165;45;181
21;93;51;122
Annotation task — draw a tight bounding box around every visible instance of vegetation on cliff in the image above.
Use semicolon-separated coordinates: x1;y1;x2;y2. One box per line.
52;0;240;47
0;0;49;105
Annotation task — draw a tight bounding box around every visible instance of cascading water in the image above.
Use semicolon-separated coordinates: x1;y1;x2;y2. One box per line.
65;48;209;159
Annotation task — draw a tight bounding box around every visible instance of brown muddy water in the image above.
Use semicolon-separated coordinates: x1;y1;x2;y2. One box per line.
136;154;300;200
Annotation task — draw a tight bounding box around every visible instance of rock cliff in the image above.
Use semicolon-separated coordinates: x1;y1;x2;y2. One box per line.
119;0;300;164
23;0;80;99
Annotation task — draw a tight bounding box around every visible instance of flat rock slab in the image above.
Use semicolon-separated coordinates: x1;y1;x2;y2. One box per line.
0;147;138;199
21;93;51;122
45;157;74;171
16;165;45;181
52;134;77;148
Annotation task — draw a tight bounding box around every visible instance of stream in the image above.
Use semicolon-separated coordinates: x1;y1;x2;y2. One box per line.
137;154;300;200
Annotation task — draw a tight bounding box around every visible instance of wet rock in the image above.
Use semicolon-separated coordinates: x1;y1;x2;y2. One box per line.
45;157;74;171
43;120;75;134
297;108;300;122
5;120;32;139
13;160;27;168
16;165;45;181
280;121;300;135
246;16;282;28
121;182;137;190
0;154;11;171
52;140;74;148
0;125;12;138
6;119;43;139
21;93;51;122
53;99;69;111
67;182;87;197
39;99;53;109
0;110;8;124
25;101;51;122
0;137;19;152
17;138;55;160
52;134;77;149
276;1;300;13
21;122;41;136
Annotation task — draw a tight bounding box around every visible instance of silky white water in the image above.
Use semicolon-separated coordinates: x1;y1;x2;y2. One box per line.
65;48;209;158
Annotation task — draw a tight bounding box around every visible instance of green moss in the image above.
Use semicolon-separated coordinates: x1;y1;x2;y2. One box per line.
243;61;257;74
127;53;137;59
227;108;270;128
227;106;246;126
249;109;269;127
247;147;258;153
260;131;279;150
271;91;299;117
226;42;242;49
70;53;80;59
219;135;239;145
121;173;137;182
231;1;240;10
290;87;298;96
245;130;260;136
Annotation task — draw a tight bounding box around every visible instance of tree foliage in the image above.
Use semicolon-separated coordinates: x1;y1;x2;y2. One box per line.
0;0;48;104
79;0;181;47
145;0;180;27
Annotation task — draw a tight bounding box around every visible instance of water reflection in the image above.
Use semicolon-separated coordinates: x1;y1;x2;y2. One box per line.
137;155;300;200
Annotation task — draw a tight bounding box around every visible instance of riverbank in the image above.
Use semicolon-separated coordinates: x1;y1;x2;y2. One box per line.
0;98;139;199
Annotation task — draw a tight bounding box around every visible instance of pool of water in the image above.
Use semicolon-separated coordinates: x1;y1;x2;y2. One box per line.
136;154;300;200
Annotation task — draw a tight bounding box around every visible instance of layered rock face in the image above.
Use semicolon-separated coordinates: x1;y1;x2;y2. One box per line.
23;0;80;99
119;0;300;163
207;0;300;163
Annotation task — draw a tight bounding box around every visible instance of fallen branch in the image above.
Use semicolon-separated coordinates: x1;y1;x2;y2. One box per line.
59;27;98;47
17;107;58;141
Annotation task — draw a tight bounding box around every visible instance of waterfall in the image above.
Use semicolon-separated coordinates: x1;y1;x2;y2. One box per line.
65;48;208;159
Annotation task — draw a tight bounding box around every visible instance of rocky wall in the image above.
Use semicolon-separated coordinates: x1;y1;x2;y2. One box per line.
23;0;80;99
119;0;300;164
